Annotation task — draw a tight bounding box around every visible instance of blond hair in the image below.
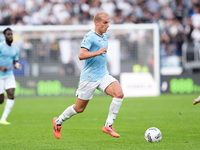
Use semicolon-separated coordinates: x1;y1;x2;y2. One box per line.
93;11;109;22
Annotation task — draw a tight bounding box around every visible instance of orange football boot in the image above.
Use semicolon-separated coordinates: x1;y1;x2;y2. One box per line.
102;126;120;138
53;117;62;139
193;96;200;105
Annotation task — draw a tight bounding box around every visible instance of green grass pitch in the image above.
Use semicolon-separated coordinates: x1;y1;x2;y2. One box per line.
0;94;200;150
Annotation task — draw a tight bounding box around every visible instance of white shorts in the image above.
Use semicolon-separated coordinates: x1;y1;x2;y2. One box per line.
76;74;117;100
0;76;16;94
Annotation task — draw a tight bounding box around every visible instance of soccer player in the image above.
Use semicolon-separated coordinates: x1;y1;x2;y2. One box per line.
193;96;200;105
0;28;22;125
53;11;124;139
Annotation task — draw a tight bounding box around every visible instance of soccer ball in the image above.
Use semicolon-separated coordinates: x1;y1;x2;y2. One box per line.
144;127;162;142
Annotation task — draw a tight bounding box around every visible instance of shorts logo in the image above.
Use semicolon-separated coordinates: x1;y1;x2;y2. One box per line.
80;92;85;98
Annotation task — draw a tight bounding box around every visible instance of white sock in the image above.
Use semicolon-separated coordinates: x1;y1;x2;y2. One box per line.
105;98;123;127
1;99;15;121
56;104;77;125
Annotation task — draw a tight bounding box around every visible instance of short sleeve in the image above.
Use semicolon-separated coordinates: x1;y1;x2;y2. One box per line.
14;47;19;61
81;34;92;51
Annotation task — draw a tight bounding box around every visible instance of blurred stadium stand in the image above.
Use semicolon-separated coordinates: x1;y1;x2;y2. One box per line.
0;0;200;74
1;0;200;97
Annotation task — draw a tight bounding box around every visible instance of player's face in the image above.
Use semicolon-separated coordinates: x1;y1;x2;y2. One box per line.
5;30;13;43
98;15;110;34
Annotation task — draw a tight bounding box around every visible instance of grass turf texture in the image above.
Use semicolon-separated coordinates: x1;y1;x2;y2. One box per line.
0;94;199;150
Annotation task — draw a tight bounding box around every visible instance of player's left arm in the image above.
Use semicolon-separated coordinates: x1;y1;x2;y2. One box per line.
13;47;22;70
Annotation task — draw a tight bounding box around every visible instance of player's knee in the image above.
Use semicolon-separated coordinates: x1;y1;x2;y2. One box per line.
115;91;124;99
7;94;14;100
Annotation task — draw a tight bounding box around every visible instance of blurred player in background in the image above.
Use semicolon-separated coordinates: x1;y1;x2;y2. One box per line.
0;28;22;125
53;11;124;139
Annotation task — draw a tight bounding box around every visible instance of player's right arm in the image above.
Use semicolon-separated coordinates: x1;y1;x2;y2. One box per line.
78;47;107;60
12;46;22;70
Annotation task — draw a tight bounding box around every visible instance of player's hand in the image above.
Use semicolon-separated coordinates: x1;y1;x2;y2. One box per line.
18;64;22;70
0;67;8;72
14;62;22;70
98;47;107;55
